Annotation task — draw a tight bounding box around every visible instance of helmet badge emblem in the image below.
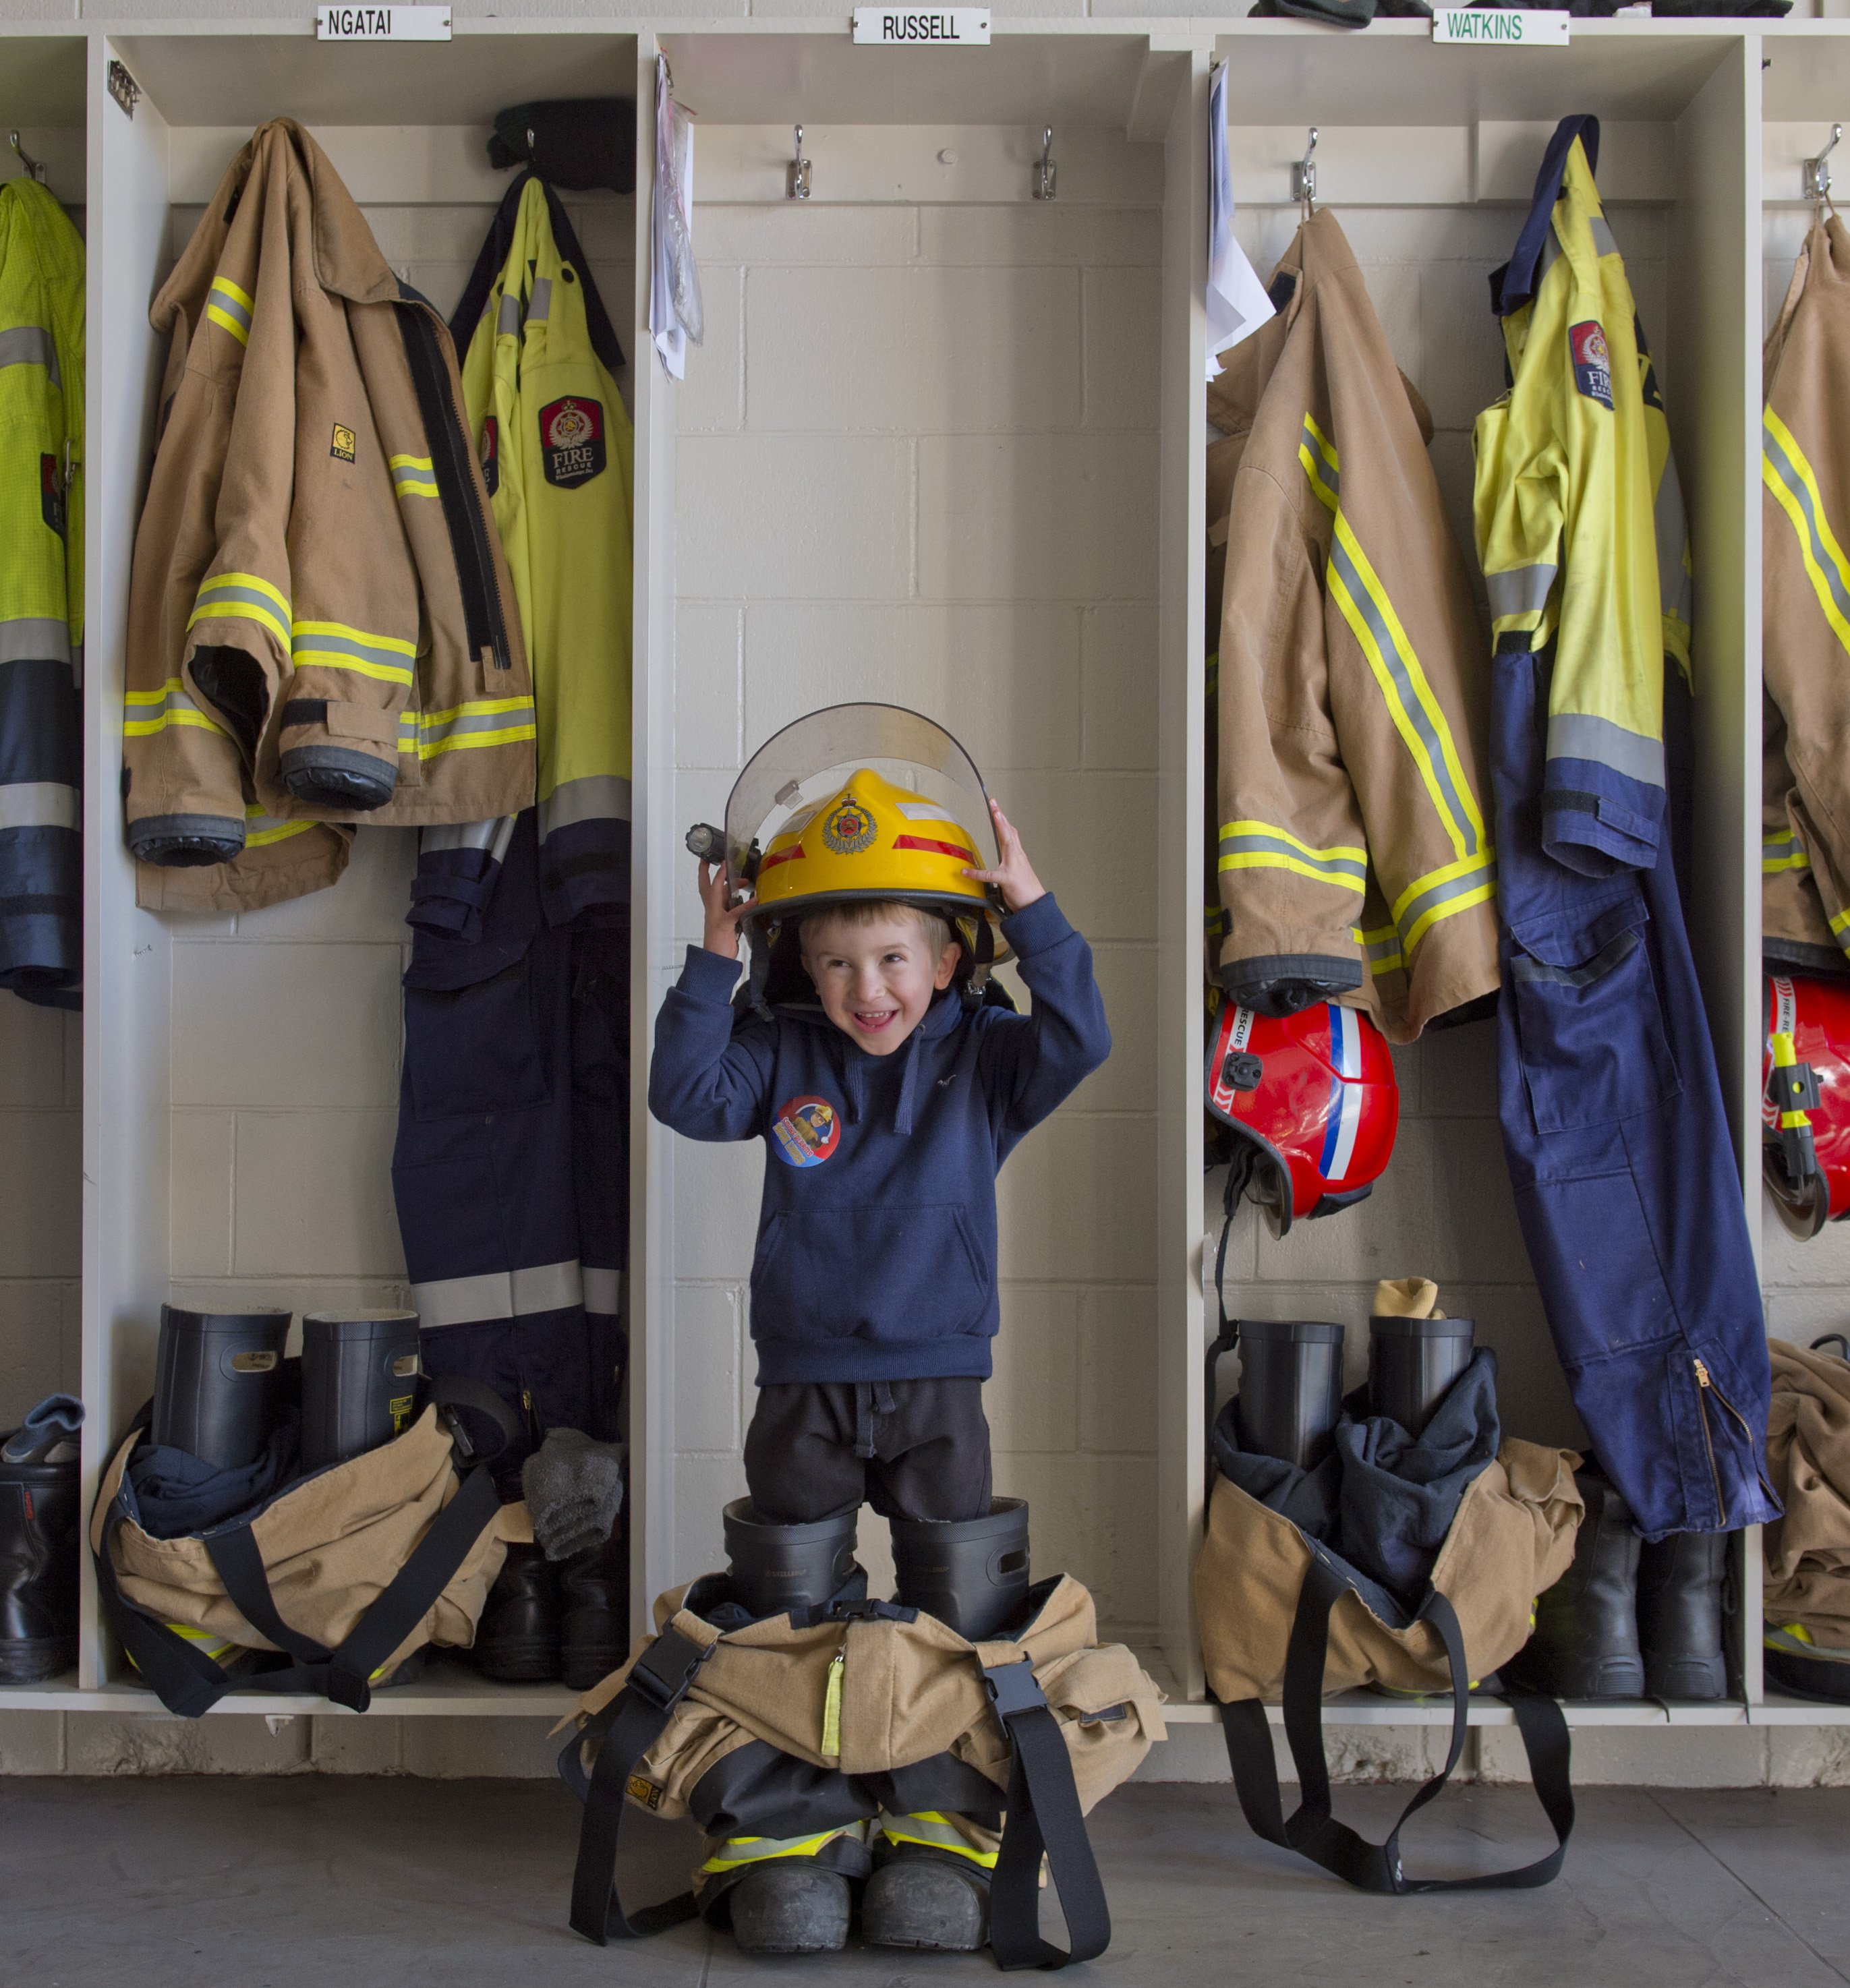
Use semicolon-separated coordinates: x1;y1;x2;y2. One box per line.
821;794;877;856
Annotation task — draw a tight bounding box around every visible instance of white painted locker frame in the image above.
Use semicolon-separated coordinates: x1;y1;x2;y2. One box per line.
0;9;1843;1745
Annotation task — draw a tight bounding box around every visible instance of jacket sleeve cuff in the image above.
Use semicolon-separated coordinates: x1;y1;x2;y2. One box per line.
1541;771;1662;877
678;943;745;1003
998;892;1074;958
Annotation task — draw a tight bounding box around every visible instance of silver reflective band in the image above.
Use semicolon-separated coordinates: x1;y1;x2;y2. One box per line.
0;325;57;385
1218;828;1366;887
1485;564;1557;620
1545;712;1665;789
422;814;517;861
0;616;72;668
413;1258;586;1328
0;783;80;834
540;774;633;838
1589;215;1619;259
583;1266;620;1316
526;276;552;324
496;291;523;338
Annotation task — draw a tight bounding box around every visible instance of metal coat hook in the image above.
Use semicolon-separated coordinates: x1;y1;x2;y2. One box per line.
1292;127;1319;218
1805;123;1841;211
1034;126;1057;202
787;125;812;201
7;131;47;185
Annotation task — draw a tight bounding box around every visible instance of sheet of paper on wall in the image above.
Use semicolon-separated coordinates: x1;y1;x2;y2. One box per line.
651;56;704;380
1205;62;1273;380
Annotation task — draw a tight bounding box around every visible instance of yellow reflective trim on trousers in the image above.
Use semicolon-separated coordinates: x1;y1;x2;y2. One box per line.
1299;418;1486;867
878;1813;999;1869
1764;409;1850;663
1352;920;1406;974
123;678;226;738
1389;850;1499;954
700;1823;865;1874
1218;819;1366;866
190;571;291;650
1219;850;1367;891
1217;818;1366;892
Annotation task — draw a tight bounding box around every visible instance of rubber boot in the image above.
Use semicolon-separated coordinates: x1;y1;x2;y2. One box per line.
151;1306;292;1469
1234;1319;1345;1469
559;1527;629;1691
0;1398;82;1684
722;1499;859;1620
726;1863;854;1955
472;1542;560;1682
1503;1470;1645;1698
1637;1529;1729;1700
890;1499;1030;1641
1367;1315;1474;1437
863;1836;991;1952
299;1312;422;1471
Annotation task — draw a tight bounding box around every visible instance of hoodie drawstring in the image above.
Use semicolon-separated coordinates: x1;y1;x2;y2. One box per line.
852;1381;898;1459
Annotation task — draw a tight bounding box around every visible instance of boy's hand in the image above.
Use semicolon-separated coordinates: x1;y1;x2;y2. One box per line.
699;860;753;960
964;800;1046;914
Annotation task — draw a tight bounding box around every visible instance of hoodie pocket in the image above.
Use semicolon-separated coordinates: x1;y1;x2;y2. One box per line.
751;1204;989;1345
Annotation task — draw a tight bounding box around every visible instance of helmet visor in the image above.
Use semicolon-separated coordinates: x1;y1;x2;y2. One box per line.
724;703;1000;879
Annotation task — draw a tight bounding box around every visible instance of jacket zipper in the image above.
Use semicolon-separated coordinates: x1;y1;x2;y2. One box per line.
395;301;513;677
1692;1357;1745;1529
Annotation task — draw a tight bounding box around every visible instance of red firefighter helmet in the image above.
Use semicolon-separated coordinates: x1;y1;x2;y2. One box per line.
1763;972;1850;1237
1205;991;1400;1235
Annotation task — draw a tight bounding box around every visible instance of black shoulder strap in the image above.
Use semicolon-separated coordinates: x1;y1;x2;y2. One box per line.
1217;1555;1573;1893
981;1656;1111;1970
562;1626;714;1941
95;1377;519;1717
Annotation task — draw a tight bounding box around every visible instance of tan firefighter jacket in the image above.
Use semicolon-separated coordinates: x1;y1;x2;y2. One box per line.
123;119;535;912
1763;217;1850;974
1209;211;1499;1043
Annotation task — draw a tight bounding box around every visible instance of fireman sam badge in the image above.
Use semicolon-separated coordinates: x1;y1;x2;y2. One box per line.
330;423;357;463
1569;320;1613;409
540;395;606;488
771;1096;840;1168
821;794;877;856
480;415;499;496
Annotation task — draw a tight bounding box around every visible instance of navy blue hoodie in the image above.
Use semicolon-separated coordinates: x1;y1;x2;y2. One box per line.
648;894;1110;1385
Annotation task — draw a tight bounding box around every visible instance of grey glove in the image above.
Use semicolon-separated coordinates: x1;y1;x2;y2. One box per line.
521;1427;627;1562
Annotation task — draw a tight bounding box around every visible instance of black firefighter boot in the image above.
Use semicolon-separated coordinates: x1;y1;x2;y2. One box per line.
473;1542;560;1683
862;1500;1034;1952
0;1397;82;1683
558;1527;629;1692
1636;1529;1730;1700
1503;1469;1646;1699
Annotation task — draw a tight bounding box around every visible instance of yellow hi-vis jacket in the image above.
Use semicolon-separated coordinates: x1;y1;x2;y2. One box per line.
1761;216;1850;974
0;174;82;1003
439;173;634;925
1473;117;1692;883
1209;210;1499;1044
123;120;536;914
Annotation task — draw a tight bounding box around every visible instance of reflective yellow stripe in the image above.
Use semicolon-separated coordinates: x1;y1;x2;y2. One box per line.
401;697;538;761
1764;407;1850;662
1218;819;1366;865
1831;905;1850;938
1764;831;1811;875
189;571;291;650
877;1812;999;1869
206;275;255;345
699;1823;867;1875
1219;850;1366;891
243;804;315;850
212;275;254;313
388;452;439;499
1217;818;1367;893
1390;851;1500;954
1353;920;1406;975
1302;414;1487;867
290;618;417;686
123;678;226;738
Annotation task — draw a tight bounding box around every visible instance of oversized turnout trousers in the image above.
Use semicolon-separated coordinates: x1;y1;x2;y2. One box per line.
1491;643;1779;1541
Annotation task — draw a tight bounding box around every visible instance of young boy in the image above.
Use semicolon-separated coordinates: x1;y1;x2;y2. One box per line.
647;765;1109;1955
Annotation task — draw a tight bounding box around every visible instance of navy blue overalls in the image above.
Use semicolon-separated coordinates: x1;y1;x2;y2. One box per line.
1492;645;1779;1540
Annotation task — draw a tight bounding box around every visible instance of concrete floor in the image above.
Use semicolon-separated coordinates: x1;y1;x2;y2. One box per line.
7;1776;1850;1988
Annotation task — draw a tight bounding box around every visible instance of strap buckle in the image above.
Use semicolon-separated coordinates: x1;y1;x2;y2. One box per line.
983;1656;1047;1721
623;1628;711;1712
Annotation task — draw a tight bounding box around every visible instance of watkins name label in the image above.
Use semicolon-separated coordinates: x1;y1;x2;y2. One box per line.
1432;8;1569;42
316;5;453;39
852;7;992;45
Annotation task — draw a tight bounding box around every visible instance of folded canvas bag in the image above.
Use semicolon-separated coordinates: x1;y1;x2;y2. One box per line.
556;1571;1165;1970
91;1376;529;1716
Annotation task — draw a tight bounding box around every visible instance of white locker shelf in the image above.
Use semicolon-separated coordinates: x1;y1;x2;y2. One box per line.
0;11;1839;1742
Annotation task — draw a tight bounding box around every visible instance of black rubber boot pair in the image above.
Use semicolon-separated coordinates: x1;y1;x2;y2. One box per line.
1504;1469;1731;1699
715;1840;990;1958
473;1533;629;1690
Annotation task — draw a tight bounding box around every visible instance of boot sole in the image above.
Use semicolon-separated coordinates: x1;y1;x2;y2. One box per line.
0;1638;75;1683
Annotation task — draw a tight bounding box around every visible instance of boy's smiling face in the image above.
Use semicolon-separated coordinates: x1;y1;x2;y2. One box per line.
799;908;960;1056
